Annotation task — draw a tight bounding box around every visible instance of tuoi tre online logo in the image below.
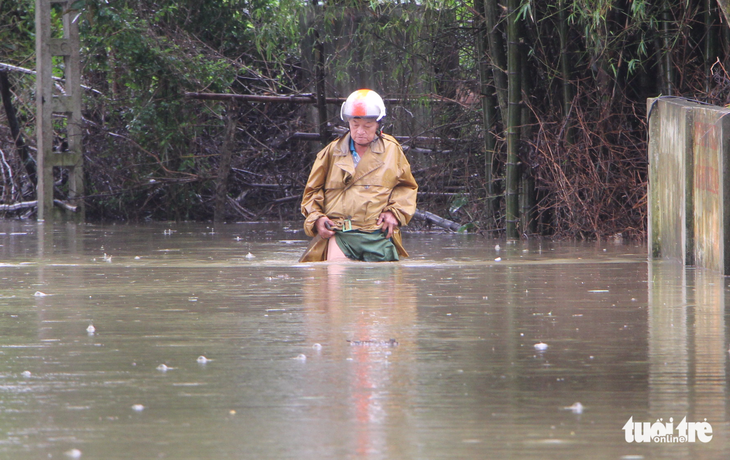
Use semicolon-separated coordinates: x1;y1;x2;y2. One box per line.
623;417;713;443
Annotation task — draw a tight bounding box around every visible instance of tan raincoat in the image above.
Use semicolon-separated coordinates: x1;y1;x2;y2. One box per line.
300;133;418;261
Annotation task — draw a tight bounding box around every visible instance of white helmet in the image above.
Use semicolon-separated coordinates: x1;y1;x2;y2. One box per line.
340;89;386;122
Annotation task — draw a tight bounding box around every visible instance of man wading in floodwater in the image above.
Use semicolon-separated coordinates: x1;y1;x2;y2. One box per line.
300;89;418;262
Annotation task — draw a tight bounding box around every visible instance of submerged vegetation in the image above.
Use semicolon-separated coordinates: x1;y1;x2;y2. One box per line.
1;0;729;239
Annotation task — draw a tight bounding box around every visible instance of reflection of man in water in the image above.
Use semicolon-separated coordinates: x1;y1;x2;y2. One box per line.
302;263;417;453
300;89;418;262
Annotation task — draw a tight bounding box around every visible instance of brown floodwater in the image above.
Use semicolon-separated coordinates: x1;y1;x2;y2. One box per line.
0;221;727;459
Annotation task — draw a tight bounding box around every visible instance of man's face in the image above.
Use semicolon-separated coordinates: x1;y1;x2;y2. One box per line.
348;118;379;146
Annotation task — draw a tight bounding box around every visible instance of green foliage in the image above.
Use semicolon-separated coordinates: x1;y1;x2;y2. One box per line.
0;0;722;236
303;1;462;93
564;0;665;76
449;194;469;216
64;0;300;219
0;1;35;65
457;222;476;233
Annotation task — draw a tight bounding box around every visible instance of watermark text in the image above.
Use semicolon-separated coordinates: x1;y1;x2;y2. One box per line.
623;417;712;443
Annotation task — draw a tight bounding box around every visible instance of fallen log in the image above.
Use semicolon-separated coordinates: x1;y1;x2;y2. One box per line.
185;92;346;104
53;200;78;213
184;92;464;105
289;132;448;146
0;201;36;212
0;200;78;213
413;209;461;232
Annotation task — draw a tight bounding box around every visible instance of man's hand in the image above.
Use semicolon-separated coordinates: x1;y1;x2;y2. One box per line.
377;211;399;239
315;216;336;239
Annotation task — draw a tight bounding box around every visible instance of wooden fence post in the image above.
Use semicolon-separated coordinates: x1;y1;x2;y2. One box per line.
35;0;84;222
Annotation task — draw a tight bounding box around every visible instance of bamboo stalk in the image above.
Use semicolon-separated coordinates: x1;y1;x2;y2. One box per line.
505;0;521;240
475;0;498;222
662;5;673;95
558;0;574;144
519;14;535;235
485;0;508;116
706;0;717;93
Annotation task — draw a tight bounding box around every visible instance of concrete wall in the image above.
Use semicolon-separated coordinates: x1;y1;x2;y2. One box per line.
648;97;730;274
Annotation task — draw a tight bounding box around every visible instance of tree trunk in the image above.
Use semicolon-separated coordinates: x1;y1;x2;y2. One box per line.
505;0;521;239
314;29;329;147
0;70;36;188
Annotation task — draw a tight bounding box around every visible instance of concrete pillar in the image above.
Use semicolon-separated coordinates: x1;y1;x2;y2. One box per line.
647;97;696;265
648;96;730;274
35;0;85;222
691;107;730;273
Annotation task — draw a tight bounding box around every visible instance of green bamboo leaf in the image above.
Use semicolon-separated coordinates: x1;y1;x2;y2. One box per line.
449;195;469;215
457;223;476;233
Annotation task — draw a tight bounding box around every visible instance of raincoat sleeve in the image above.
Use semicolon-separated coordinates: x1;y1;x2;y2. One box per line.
383;145;418;226
301;146;332;237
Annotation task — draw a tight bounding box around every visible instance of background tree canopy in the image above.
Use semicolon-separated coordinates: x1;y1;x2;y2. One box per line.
0;0;728;239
